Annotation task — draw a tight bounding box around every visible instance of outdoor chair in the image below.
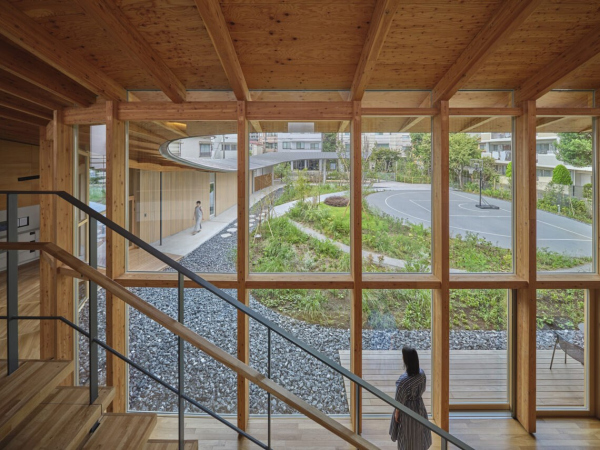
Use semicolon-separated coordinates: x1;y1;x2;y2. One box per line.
549;331;585;369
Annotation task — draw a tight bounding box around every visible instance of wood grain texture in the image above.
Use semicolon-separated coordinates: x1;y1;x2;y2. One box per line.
0;0;126;101
194;0;250;100
350;0;400;100
0;386;114;450
0;360;73;441
0;92;53;120
516;23;600;103
105;101;127;412
514;100;537;434
82;413;157;450
0;38;95;107
431;100;450;431
0;69;70;111
75;0;185;103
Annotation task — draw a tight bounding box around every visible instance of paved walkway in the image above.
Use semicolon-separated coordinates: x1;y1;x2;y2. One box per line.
149;183;284;257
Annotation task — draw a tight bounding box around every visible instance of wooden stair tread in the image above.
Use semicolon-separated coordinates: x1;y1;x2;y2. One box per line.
0;360;73;441
0;386;115;450
145;439;198;450
82;413;157;450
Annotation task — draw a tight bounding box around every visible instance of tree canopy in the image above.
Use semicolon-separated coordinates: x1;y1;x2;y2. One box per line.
409;133;432;174
552;164;572;185
449;133;481;187
555;132;592;167
505;161;512;179
322;133;338;152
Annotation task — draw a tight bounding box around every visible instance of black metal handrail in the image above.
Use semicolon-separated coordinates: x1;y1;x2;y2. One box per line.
1;190;473;450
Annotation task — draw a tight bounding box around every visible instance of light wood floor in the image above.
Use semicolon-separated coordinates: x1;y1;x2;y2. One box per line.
152;416;600;450
0;261;40;359
340;350;585;413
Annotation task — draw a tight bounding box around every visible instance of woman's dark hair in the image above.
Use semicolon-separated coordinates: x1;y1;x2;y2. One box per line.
402;346;420;376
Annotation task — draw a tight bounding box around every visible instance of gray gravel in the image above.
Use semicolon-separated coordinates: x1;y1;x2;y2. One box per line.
75;194;585;414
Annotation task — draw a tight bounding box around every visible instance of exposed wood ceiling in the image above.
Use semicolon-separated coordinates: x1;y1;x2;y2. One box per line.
0;0;599;145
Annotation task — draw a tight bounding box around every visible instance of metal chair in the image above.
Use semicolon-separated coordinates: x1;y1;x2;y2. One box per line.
549;331;585;369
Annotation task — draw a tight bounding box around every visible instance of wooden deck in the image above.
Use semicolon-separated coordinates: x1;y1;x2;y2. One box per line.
340;350;585;413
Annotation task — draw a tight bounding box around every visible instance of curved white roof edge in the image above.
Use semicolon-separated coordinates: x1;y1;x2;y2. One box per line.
159;139;340;173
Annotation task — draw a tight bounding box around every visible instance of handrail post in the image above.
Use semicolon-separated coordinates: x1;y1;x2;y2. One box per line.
267;328;272;450
354;383;360;436
441;437;448;450
178;272;184;450
89;217;98;404
6;193;18;375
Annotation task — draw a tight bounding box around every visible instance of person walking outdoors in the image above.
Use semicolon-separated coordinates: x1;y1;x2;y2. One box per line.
389;346;432;450
193;200;203;235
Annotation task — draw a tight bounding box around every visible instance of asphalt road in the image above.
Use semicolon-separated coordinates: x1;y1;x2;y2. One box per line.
366;188;592;258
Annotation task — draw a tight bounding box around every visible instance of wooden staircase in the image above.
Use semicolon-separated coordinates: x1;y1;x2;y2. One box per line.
0;360;198;450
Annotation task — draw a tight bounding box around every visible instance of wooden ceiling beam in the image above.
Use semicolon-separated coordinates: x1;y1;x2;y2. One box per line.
516;24;600;103
0;105;49;126
0;69;69;111
0;38;96;107
75;0;186;103
194;0;250;101
0;118;39;145
349;0;401;101
0;92;53;120
457;117;496;133
0;0;127;101
432;0;542;104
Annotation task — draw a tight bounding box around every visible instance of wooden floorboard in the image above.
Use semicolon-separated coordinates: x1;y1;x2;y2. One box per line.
128;248;183;272
82;413;157;450
152;416;600;449
0;262;40;359
0;360;74;441
145;439;198;450
340;350;585;413
0;386;114;450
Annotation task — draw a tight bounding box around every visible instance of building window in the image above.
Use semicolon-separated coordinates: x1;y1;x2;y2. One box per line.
310;143;319;150
296;142;305;149
308;160;319;170
536;143;553;154
329;161;337;170
283;142;291;149
199;143;211;157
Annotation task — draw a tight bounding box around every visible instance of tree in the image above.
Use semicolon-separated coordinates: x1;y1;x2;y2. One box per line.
556;132;592;167
480;156;499;186
409;133;432;174
370;147;400;172
505;161;512;179
322;133;338;152
552;164;572;185
449;133;480;188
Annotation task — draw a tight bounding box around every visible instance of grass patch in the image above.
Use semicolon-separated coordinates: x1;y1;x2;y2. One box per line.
274;182;347;206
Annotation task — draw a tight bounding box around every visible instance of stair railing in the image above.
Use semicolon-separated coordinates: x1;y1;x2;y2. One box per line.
1;190;474;450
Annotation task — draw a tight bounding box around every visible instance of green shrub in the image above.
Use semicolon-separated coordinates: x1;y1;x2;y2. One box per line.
552;164;572;185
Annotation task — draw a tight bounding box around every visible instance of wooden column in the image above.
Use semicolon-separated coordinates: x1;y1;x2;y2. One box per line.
514;100;537;433
350;101;362;433
431;100;450;430
39;123;56;359
52;110;75;386
236;101;250;430
105;101;127;411
590;289;599;417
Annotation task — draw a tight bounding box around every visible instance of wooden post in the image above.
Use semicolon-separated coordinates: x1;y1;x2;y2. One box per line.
431;100;450;430
105;100;127;411
350;100;363;434
237;101;250;430
52;110;75;386
39;123;56;360
514;100;537;433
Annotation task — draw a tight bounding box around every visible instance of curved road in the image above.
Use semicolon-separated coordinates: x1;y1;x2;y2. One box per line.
367;187;592;258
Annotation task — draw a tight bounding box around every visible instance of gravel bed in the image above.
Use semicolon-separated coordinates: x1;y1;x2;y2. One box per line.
75;193;585;414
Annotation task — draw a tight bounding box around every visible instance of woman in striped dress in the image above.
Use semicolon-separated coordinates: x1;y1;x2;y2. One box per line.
389;347;432;450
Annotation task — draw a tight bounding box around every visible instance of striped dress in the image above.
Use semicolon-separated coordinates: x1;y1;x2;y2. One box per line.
389;369;432;450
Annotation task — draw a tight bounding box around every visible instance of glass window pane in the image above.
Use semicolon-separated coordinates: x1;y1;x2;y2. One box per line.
536;118;594;273
362;289;432;416
362;117;433;273
249;121;350;274
127;120;237;273
449;117;514;273
536;289;586;409
450;289;509;405
250;289;350;417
